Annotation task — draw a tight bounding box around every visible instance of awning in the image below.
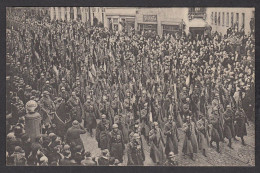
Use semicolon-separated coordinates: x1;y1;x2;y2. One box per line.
161;20;182;26
125;18;135;22
137;22;157;25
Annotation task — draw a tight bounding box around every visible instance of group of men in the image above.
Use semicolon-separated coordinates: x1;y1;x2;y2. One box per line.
6;9;255;166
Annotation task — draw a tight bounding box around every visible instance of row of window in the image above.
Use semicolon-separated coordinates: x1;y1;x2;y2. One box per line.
52;7;104;23
211;11;245;28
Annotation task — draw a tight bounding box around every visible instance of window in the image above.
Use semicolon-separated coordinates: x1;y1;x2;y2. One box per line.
231;12;234;26
236;13;239;27
113;18;119;23
215;12;217;25
222;12;225;26
211;12;214;24
58;7;61;20
226;12;229;26
242;13;245;28
218;12;221;25
77;7;81;20
70;7;74;20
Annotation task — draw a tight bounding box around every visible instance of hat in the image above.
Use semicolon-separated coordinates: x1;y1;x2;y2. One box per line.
42;91;50;95
101;114;106;119
63;144;70;151
213;107;219;111
153;122;158;126
14;146;24;153
72;120;79;127
112;124;118;129
168;151;175;158
40;155;48;163
7;133;15;140
133;133;140;139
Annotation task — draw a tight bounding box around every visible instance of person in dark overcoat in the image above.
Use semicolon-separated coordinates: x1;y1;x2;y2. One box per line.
65;120;86;151
108;124;125;163
182;116;198;160
127;133;145;166
164;115;179;155
196;114;209;157
234;108;248;145
67;92;84;123
149;122;166;165
209;114;221;153
83;96;97;137
96;114;111;150
223;107;235;148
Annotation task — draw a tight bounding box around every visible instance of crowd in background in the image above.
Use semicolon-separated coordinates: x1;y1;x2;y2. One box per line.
6;9;255;166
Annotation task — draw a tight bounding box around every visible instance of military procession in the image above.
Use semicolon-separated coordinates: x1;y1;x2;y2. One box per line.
6;8;255;166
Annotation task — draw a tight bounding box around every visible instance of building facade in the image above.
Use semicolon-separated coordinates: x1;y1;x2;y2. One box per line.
135;8;209;36
104;7;136;33
206;8;255;35
49;7;105;26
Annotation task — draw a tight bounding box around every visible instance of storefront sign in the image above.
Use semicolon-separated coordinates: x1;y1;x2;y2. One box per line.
143;15;157;22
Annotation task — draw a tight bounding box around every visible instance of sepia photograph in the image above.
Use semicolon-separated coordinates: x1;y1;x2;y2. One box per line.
5;7;255;166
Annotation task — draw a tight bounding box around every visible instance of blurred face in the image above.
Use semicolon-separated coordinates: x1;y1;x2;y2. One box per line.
113;127;118;132
170;155;176;162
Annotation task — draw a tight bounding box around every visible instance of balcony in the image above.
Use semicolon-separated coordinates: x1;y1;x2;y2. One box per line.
188;8;206;20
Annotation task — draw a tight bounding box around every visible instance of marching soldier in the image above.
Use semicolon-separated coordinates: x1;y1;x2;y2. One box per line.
182;116;198;160
127;133;145;166
164;115;179;155
39;91;56;133
108;124;125;163
67;91;84;123
196;114;209;157
149;122;166;165
83;96;97;137
96;114;111;150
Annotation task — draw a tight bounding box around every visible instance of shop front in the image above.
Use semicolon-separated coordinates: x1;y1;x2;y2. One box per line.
137;14;158;34
189;27;205;38
161;20;183;36
125;18;135;34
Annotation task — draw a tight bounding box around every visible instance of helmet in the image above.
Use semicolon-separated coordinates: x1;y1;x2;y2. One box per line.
168;151;175;158
112;124;118;129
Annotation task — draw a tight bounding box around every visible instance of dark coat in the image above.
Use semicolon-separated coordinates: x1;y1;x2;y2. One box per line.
209;115;221;142
196;119;209;150
81;157;97;166
60;157;77;166
149;128;166;164
97;156;109;166
66;126;86;149
96;120;111;150
182;122;198;154
234;110;247;137
164;121;179;155
83;103;97;129
127;141;145;166
223;109;235;139
108;130;125;162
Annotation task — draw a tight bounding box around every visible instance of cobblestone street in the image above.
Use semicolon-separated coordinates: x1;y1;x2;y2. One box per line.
81;120;255;166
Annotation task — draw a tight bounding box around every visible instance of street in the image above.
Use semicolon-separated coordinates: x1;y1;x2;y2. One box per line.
80;120;255;166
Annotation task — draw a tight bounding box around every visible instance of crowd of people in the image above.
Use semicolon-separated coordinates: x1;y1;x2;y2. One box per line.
6;9;255;166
